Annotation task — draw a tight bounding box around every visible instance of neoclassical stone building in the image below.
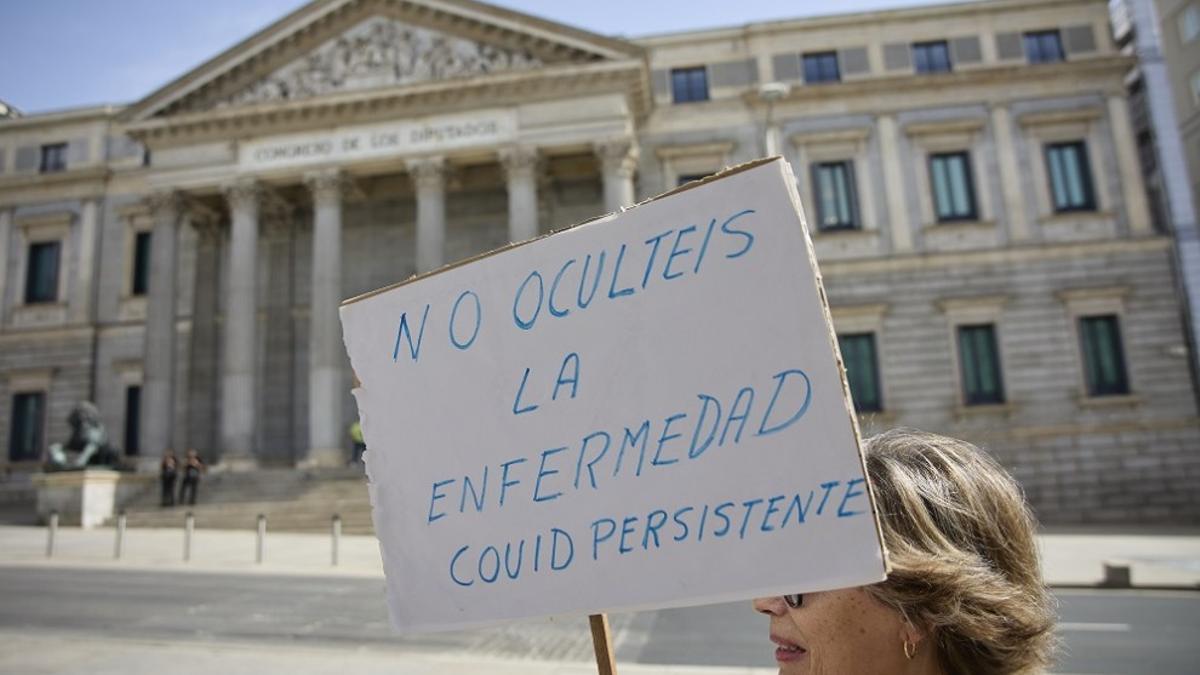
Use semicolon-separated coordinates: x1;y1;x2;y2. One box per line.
2;0;1198;523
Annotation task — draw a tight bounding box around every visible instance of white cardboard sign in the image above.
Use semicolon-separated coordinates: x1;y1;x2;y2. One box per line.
340;158;887;634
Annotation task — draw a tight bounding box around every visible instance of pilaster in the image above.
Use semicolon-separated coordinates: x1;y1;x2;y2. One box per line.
990;105;1031;242
1106;95;1152;235
876;115;914;253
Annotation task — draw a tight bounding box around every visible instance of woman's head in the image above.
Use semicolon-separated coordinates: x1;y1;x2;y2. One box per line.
754;428;1057;674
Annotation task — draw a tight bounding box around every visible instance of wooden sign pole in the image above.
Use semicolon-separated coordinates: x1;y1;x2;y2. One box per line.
589;613;617;675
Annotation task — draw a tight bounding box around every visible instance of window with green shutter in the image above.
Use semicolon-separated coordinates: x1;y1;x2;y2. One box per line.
9;392;45;462
1045;141;1096;212
929;152;977;222
958;324;1005;405
838;332;882;412
24;241;60;304
1079;315;1130;396
131;231;152;296
812;161;859;230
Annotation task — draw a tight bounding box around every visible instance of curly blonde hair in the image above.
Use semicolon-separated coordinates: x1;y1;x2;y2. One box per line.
862;429;1058;675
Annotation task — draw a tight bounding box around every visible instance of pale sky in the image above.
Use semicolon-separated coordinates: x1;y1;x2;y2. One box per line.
0;0;961;114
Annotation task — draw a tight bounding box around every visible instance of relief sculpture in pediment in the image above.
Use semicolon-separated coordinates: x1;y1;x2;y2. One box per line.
219;17;541;108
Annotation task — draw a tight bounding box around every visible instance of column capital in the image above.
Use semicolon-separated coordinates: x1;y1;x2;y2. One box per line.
222;179;262;213
500;146;540;178
304;168;350;205
594;139;639;178
407;156;446;191
146;190;186;223
192;216;226;245
261;203;295;240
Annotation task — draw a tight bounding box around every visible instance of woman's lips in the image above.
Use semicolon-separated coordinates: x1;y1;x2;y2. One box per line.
771;633;807;663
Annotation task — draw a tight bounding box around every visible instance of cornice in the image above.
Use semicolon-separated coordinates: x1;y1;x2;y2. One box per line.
0;166;110;202
821;237;1171;277
1019;107;1104;127
126;59;647;147
741;56;1134;112
637;0;1101;45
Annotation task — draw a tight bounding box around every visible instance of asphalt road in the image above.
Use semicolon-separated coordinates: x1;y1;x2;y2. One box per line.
0;567;1196;674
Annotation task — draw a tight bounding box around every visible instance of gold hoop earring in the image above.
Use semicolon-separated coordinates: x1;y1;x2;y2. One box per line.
903;640;916;660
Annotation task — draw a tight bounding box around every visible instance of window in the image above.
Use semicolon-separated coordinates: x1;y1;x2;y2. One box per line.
124;385;141;456
1179;4;1200;44
812;161;859;230
39;143;67;173
803;52;840;84
24;241;61;304
912;41;952;74
958;324;1005;405
838;333;882;412
131;231;152;296
670;66;709;104
1045;142;1096;212
1079;315;1130;396
9;392;45;462
929;152;977;221
1024;30;1064;64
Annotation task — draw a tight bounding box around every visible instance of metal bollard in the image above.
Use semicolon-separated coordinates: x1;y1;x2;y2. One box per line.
114;510;127;560
331;514;342;567
183;512;194;562
256;514;266;564
1101;561;1132;588
46;510;59;558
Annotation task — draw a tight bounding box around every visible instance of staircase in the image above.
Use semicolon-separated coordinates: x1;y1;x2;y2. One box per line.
110;467;375;535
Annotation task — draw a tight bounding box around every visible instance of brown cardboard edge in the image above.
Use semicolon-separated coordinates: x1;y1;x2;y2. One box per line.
339;156;785;308
775;158;893;577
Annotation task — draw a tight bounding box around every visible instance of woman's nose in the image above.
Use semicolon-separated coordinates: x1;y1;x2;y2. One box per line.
753;596;787;616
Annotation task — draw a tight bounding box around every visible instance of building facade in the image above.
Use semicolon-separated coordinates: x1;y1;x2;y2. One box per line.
1;0;1198;523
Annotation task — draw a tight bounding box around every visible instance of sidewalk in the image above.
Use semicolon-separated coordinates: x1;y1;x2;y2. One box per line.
2;524;1197;588
0;629;771;675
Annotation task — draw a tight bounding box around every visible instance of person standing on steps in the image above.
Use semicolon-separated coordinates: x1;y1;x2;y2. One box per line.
159;450;178;507
349;419;366;465
179;448;205;506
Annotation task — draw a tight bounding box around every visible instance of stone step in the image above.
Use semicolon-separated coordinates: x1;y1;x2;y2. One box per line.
105;467;374;534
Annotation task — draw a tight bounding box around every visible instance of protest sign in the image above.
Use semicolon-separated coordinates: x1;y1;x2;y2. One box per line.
340;157;887;634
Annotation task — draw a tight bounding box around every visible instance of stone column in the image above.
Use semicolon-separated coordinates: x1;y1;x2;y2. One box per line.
501;146;540;243
304;169;347;467
186;217;223;460
141;191;183;469
0;206;12;323
990;105;1030;242
877;115;914;253
407;157;446;274
72;198;100;324
595;140;638;212
1107;94;1153;235
220;180;262;468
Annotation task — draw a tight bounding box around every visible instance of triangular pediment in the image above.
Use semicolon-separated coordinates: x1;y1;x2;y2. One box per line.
123;0;642;121
220;16;543;109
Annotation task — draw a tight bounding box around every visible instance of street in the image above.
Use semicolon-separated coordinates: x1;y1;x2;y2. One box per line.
0;567;1196;674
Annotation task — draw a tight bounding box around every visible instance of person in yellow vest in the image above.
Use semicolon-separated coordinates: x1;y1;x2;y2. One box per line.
349;420;365;465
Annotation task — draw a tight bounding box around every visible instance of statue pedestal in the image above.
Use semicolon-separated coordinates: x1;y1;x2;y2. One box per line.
32;470;153;529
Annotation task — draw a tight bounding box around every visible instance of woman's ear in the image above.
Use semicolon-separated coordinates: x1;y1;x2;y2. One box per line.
899;618;934;661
